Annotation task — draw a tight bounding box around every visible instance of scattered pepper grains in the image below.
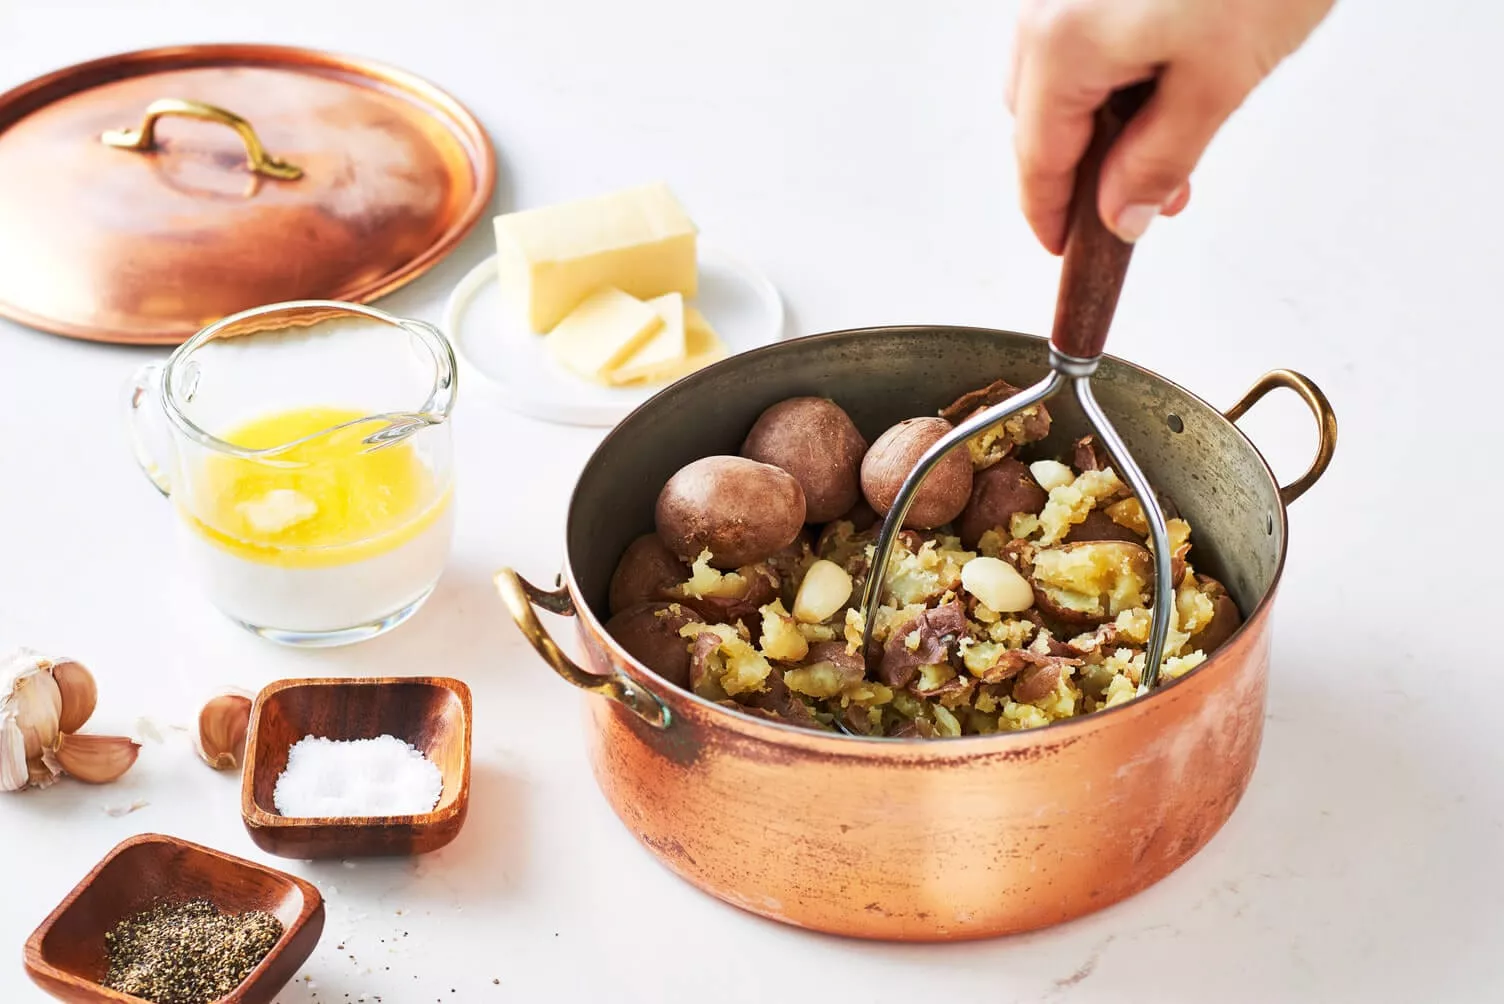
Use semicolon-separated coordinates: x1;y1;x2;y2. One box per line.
103;899;283;1004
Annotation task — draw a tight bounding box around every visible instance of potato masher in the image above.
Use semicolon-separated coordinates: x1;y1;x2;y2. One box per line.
858;84;1177;694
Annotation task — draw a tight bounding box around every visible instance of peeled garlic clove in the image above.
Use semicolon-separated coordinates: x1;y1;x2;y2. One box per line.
52;660;97;734
792;559;854;624
961;556;1036;614
196;693;252;771
51;732;140;784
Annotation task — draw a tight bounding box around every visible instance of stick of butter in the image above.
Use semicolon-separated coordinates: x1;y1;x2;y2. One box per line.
605;293;686;386
494;182;698;333
546;287;664;383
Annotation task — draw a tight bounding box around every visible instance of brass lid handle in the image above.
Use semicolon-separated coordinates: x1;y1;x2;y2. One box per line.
101;98;303;181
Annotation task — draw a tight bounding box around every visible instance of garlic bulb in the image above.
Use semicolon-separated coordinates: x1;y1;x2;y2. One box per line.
1;648;132;791
1;649;64;791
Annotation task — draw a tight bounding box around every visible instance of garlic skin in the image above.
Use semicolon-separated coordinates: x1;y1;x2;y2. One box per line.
0;649;64;792
48;732;140;785
0;717;27;792
52;660;97;735
197;692;253;771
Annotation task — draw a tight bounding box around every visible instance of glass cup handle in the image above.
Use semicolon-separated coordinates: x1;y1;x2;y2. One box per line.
124;363;172;497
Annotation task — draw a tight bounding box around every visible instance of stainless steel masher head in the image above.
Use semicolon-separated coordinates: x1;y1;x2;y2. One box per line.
858;83;1177;695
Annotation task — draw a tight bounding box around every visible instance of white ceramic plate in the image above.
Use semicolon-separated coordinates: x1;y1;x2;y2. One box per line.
443;244;785;426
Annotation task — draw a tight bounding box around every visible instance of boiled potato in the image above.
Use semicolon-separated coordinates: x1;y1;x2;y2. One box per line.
609;533;690;615
1187;575;1243;654
1031;540;1153;626
656;456;807;568
956;458;1047;548
604;602;703;688
741;397;867;523
860;417;973;530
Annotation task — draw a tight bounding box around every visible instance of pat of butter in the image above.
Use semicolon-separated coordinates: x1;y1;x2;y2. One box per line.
493;182;698;333
547;287;664;383
683;306;729;368
237;489;318;535
606;293;686;385
610;305;727;386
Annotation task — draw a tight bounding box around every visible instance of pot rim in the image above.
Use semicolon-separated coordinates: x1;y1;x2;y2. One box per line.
564;324;1293;752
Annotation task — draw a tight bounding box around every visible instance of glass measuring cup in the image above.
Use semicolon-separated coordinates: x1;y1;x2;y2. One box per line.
125;301;458;646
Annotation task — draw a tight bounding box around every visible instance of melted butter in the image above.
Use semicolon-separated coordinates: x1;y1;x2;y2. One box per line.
180;406;449;568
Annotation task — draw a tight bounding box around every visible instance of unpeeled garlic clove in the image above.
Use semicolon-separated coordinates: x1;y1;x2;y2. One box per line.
0;649;64;792
50;732;140;784
4;653;62;761
196;693;252;771
52;660;97;734
0;725;27;792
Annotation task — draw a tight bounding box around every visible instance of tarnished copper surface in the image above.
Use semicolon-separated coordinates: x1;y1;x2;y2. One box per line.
501;326;1337;940
578;605;1269;940
0;45;496;345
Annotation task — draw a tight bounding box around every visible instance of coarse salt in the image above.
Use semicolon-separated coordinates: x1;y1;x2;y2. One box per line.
273;734;443;818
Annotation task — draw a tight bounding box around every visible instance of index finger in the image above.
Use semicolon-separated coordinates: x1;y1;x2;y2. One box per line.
1013;64;1102;255
1010;7;1159;254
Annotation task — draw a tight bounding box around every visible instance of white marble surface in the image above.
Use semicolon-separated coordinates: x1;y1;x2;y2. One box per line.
1;1;1497;1001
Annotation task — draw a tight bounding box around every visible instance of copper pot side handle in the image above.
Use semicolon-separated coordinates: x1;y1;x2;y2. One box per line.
494;568;671;729
1224;368;1337;507
100;98;303;181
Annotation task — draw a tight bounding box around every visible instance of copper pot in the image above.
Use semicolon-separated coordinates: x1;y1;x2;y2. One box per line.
498;325;1336;941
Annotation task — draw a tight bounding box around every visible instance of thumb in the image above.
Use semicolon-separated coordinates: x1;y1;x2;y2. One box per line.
1097;66;1251;242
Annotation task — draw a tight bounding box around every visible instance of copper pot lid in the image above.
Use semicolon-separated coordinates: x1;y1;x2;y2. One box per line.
0;44;497;345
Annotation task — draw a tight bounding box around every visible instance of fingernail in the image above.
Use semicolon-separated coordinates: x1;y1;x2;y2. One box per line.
1114;203;1159;243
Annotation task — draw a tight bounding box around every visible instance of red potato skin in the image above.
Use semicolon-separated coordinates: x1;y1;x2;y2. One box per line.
939;378;1053;468
956;458;1048;549
768;531;815;606
609;534;691;615
860;417;973;530
1073;435;1111;472
939;379;1052;443
1063;509;1144;546
604;602;702;689
741;397;868;523
655;456;807;569
1031;589;1110;628
839;498;880;532
1187;576;1243;654
1012;660;1068;703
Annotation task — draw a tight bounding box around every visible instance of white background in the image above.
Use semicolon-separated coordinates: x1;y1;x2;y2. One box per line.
0;1;1498;1001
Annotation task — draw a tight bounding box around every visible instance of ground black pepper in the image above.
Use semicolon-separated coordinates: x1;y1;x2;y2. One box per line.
103;899;283;1004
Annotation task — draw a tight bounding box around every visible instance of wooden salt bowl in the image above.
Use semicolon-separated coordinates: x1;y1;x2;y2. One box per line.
241;676;472;859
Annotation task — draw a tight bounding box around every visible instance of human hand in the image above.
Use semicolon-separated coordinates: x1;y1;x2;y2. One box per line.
1007;0;1336;253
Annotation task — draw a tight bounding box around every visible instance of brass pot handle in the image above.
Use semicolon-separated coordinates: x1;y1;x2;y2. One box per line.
101;98;303;181
495;568;671;729
1224;368;1338;507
